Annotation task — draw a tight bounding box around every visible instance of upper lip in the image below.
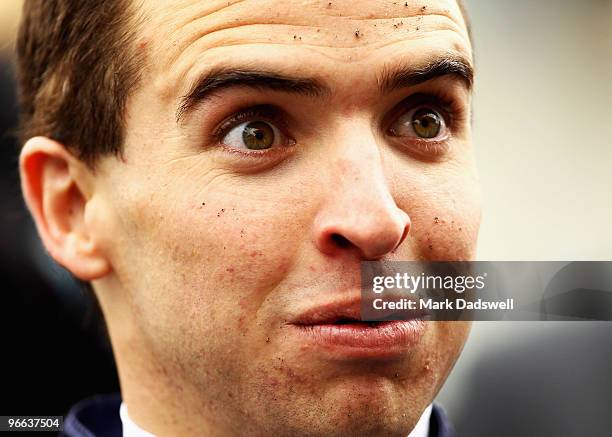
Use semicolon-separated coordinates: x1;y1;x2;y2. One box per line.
289;295;425;325
290;297;363;325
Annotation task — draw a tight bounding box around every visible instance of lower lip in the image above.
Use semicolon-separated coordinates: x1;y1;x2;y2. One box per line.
290;320;426;359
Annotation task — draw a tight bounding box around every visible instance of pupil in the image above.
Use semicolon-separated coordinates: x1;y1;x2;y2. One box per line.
255;131;264;140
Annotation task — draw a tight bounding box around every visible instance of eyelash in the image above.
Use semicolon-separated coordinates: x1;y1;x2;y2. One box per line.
212;106;291;146
393;93;463;131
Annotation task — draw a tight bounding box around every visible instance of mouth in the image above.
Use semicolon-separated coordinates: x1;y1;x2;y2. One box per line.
288;299;426;359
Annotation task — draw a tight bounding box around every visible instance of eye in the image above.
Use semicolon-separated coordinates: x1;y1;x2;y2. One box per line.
221;120;289;150
389;106;447;140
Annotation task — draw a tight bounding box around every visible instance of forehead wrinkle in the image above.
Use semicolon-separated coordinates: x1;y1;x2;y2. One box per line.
325;10;463;25
164;22;317;72
163;11;468;73
171;27;469;66
157;0;249;32
160;1;319;69
196;11;464;45
155;0;468;70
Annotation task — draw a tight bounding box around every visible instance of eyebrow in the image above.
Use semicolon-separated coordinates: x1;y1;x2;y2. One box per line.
176;54;474;123
176;69;330;122
378;54;474;94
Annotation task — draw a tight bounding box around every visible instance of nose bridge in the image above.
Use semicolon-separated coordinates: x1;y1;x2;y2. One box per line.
313;121;411;260
332;149;391;212
331;116;401;214
328;116;388;199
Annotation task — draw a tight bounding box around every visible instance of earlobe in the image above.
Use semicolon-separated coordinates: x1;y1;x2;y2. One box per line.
19;136;111;281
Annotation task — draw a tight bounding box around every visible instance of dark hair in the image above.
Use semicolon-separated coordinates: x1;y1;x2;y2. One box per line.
16;0;145;166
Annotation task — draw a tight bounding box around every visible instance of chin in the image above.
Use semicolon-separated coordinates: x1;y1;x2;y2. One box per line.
247;372;427;437
265;405;416;437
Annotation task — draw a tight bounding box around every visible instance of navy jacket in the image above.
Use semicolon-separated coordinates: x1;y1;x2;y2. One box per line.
62;394;456;437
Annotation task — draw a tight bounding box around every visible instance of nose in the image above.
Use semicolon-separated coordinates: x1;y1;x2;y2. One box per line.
313;155;411;260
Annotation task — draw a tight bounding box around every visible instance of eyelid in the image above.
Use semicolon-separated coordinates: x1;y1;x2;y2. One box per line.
388;106;448;141
385;93;456;134
212;105;293;145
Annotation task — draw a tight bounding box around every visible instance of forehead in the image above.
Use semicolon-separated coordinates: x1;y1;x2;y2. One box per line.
136;0;471;98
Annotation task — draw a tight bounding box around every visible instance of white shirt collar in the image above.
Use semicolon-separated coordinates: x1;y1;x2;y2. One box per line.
120;402;432;437
120;402;156;437
408;404;432;437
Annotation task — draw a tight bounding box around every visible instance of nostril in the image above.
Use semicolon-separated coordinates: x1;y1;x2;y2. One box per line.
330;233;351;249
395;224;410;250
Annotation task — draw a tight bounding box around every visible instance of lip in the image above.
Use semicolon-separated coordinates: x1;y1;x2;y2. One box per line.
288;297;427;359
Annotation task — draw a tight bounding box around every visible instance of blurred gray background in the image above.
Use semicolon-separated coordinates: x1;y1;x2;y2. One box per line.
436;1;612;436
1;0;611;436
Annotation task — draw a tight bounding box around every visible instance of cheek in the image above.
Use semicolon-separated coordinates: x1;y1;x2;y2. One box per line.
106;173;312;335
398;168;482;260
417;321;471;395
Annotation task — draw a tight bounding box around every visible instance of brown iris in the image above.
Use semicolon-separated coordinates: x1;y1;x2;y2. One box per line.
242;121;275;150
411;108;442;139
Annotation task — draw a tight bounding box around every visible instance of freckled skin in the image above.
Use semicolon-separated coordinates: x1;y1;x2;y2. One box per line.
87;0;480;436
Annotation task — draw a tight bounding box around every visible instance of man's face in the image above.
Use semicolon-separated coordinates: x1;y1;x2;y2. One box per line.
92;0;480;435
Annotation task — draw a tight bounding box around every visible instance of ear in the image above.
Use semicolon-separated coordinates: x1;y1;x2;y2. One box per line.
19;136;111;281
